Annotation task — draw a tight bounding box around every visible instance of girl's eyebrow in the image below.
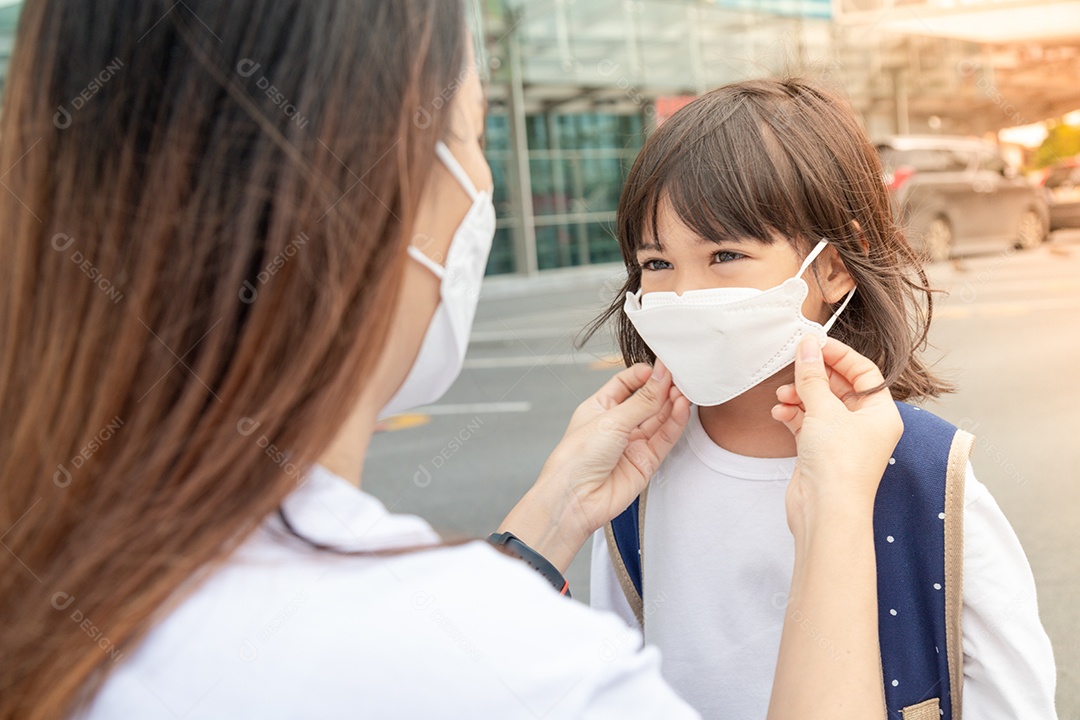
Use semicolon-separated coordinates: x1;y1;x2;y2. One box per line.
701;233;751;246
637;234;750;253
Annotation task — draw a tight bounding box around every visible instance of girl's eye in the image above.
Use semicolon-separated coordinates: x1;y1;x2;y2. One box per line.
712;250;745;264
640;258;673;271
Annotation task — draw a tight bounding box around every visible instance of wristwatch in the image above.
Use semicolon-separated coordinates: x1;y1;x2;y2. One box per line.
486;531;571;598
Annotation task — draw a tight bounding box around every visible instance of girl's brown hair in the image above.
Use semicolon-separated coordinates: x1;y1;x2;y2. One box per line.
585;77;950;401
0;1;466;717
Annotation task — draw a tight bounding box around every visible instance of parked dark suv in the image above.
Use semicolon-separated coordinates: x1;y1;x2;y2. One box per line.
876;136;1049;261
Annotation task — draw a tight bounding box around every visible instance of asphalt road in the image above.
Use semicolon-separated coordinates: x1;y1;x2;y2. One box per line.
365;231;1080;716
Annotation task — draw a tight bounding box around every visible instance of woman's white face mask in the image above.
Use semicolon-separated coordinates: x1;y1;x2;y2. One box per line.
378;141;496;419
623;239;855;407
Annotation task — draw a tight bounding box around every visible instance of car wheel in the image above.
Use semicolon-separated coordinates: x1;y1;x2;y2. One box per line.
1016;209;1044;250
921;216;953;262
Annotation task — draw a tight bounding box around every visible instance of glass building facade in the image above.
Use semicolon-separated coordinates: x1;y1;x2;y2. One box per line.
485;111;645;274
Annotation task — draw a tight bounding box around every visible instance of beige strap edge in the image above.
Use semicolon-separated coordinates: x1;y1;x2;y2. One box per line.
902;697;941;720
604;520;643;628
945;428;973;720
638;483;650;603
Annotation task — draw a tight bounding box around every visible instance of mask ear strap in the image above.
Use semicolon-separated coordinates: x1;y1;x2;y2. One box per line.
823;287;856;332
795;239;831;278
798;238;856;332
407;245;446;279
435;141;481;201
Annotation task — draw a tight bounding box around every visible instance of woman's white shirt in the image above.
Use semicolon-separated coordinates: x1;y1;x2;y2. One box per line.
77;465;697;719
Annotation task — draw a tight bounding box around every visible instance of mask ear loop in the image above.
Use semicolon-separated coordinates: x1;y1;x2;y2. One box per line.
406;245;447;280
435;141;482;201
408;141;482;280
822;287;856;332
795;239;831;278
797;239;856;333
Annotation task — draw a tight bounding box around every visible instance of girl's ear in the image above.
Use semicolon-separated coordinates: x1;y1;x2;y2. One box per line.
820;243;856;304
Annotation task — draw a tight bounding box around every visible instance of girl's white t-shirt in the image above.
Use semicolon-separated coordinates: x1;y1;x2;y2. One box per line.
591;405;1058;720
77;465;698;720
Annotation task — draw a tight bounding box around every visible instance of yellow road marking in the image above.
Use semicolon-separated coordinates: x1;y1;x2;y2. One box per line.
375;413;431;433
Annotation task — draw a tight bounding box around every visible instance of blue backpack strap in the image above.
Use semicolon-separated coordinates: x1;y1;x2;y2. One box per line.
604;488;649;627
875;402;974;720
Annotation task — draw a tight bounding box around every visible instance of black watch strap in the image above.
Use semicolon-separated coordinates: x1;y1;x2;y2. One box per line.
486;531;571;598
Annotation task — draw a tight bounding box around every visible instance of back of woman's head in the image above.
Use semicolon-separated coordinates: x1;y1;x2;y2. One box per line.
594;77;950;401
0;1;466;717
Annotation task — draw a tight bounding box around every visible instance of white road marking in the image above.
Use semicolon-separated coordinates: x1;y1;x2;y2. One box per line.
463;354;602;369
412;402;533;415
470;327;573;342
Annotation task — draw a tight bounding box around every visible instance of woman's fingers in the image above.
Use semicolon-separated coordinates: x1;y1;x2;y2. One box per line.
791;337;838;411
618;392;691;486
590;362;653;411
771;401;804;436
562;363;653;439
603;360;675;431
776;384;801;406
820;338;890;399
776;337;883;416
534;359;688;542
643;393;691;453
776;367;857;411
633;384;684;439
785;336;890;443
616;378;689;484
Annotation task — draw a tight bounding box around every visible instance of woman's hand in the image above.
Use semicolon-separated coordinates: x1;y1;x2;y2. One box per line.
771;337;904;540
767;336;899;720
498;361;690;573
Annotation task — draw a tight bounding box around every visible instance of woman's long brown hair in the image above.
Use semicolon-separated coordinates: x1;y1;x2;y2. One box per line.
0;1;466;717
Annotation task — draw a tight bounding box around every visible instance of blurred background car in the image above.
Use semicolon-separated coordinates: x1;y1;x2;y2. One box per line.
1042;159;1080;230
878;135;1049;261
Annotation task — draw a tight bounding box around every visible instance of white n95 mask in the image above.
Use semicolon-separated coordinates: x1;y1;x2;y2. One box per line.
623;239;855;407
379;141;496;419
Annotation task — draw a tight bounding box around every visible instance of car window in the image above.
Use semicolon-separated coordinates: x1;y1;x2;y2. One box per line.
946;150;977;172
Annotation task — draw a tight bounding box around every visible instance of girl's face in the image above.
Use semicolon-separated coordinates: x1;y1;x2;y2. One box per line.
636;196;855;324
